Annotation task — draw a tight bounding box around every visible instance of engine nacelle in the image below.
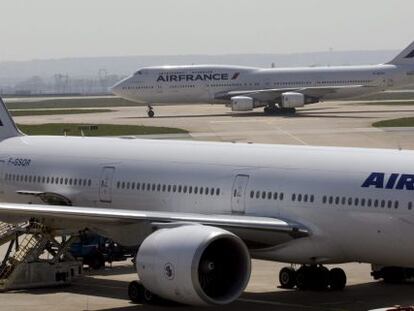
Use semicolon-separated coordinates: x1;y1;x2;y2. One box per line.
136;225;251;306
231;96;254;111
281;92;305;108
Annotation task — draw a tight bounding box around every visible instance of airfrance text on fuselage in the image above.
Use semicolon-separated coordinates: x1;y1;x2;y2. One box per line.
156;73;239;82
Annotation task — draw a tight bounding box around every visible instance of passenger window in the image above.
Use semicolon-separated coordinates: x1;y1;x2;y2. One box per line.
280;193;284;200
152;184;156;191
216;188;220;196
122;182;125;189
261;191;266;199
194;186;198;194
250;191;254;198
65;178;68;185
88;179;92;186
348;198;352;206
146;184;151;191
387;200;392;208
131;182;135;190
173;185;177;192
335;197;339;205
183;186;187;193
267;192;272;200
298;194;302;202
310;195;314;203
381;200;385;208
256;191;260;199
168;185;171;192
304;194;308;202
395;201;399;209
409;202;413;210
74;179;77;186
273;192;278;200
322;196;327;204
292;193;296;201
189;186;193;194
205;187;209;195
162;184;166;192
126;182;130;189
200;187;204;195
367;199;372;207
157;184;161;191
361;198;365;207
328;197;333;204
178;185;182;193
374;200;378;208
341;197;346;205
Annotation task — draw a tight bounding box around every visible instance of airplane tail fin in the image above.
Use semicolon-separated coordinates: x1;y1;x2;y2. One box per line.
387;41;414;65
0;97;23;141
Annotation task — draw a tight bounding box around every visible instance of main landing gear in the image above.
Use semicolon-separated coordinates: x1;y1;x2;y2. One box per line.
371;265;414;284
279;265;346;291
263;104;296;115
147;106;155;118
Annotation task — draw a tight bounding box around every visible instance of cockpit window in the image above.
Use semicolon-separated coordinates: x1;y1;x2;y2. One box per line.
134;70;142;76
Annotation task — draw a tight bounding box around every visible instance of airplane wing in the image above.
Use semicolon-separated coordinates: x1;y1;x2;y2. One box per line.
215;85;370;102
0;202;309;248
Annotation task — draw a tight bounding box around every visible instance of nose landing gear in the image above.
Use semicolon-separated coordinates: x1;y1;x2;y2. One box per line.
147;106;155;118
279;265;346;291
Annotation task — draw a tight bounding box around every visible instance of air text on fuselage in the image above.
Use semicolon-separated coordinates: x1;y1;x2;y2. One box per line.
361;172;414;190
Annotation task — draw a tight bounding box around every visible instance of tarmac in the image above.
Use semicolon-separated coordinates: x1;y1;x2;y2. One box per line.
3;100;414;310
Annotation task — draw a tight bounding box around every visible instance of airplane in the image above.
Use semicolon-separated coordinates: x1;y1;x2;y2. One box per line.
0;97;414;306
111;41;414;117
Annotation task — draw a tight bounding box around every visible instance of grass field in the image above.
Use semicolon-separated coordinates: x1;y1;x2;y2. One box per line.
17;123;188;136
10;109;113;116
4;97;138;110
373;117;414;127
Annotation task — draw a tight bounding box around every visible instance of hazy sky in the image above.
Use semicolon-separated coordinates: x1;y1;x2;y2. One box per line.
1;0;413;62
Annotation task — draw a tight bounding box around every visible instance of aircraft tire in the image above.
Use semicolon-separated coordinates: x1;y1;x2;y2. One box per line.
296;266;310;290
329;267;347;290
279;267;297;289
314;266;330;290
128;280;145;303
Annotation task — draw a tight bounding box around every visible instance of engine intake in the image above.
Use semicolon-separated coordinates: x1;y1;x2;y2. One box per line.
136;225;251;306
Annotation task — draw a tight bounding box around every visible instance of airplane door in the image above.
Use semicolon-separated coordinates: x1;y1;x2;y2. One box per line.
231;174;249;214
99;167;115;203
0;161;4;194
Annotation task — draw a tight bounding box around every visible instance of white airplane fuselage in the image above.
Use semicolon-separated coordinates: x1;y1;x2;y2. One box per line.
111;63;414;105
1;136;414;268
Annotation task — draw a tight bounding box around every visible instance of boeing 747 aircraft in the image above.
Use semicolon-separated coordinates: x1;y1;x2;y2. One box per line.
0;98;414;305
112;41;414;117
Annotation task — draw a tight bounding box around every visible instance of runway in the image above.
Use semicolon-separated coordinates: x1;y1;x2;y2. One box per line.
3;100;414;310
14;100;414;149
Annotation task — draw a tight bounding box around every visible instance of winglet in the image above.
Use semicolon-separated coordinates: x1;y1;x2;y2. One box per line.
0;97;23;141
387;41;414;65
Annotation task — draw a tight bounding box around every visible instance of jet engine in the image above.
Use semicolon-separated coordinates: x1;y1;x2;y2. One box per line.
136;225;251;306
230;96;255;111
280;92;305;108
